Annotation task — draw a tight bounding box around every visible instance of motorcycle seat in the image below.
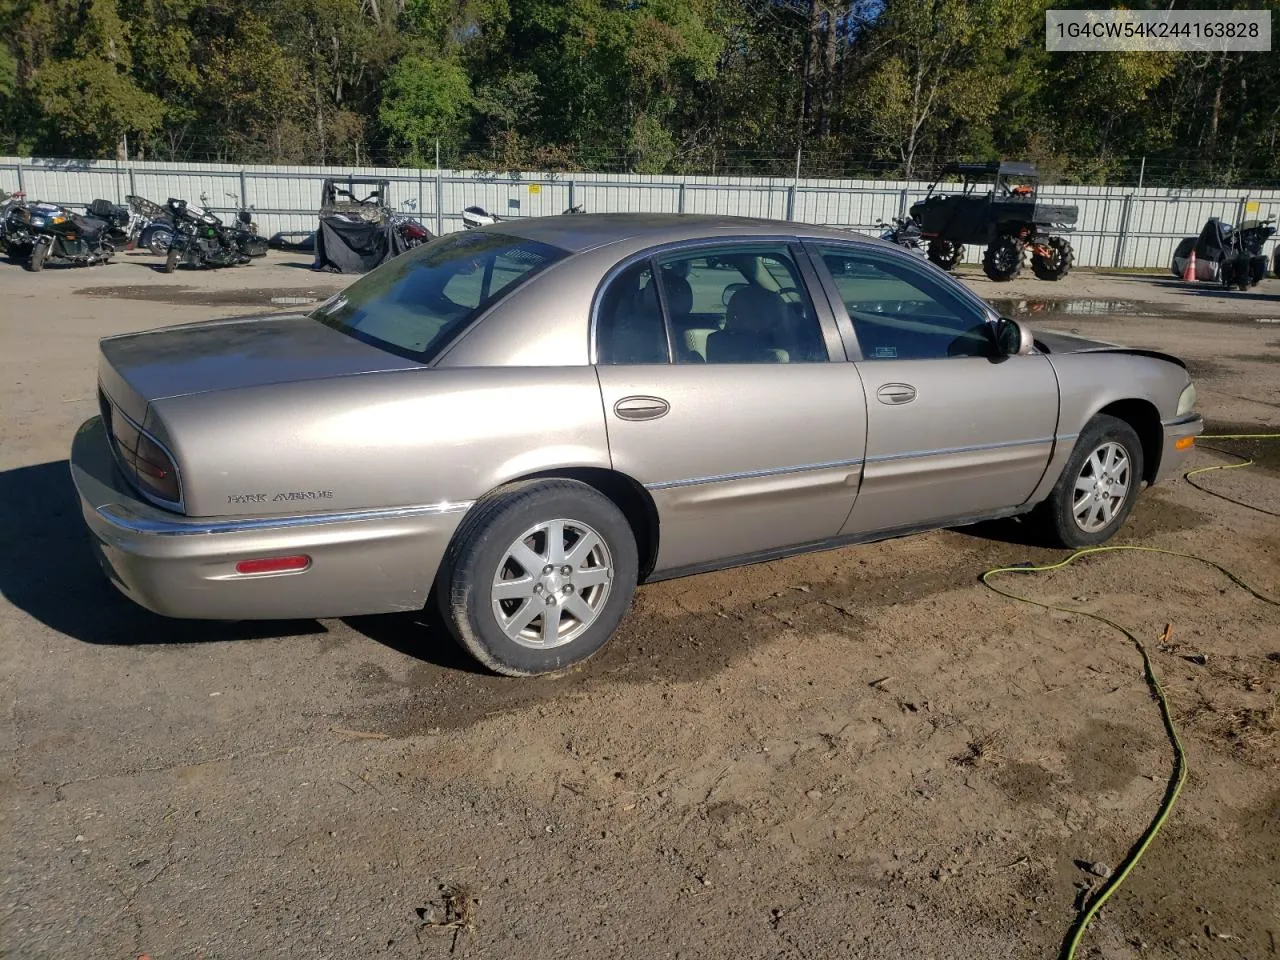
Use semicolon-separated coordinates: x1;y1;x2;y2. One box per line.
88;199;125;219
73;215;107;241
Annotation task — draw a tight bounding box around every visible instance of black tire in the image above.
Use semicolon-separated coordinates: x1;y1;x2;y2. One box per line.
163;247;178;273
27;240;47;272
1273;248;1280;280
1222;260;1249;291
1031;236;1073;281
7;242;33;265
437;479;639;676
982;236;1024;282
1032;414;1144;548
927;239;964;271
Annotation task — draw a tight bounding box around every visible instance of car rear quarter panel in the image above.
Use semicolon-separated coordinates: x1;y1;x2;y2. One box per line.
436;245;626;367
1027;351;1189;503
150;366;610;517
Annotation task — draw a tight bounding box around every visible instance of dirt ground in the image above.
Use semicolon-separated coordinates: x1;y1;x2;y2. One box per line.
2;249;1278;960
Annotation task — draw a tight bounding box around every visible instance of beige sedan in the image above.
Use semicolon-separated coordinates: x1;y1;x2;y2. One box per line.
72;215;1203;675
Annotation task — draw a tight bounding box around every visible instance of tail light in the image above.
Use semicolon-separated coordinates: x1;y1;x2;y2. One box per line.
100;388;182;508
133;434;181;503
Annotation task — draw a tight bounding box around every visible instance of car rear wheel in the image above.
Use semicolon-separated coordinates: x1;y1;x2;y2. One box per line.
982;236;1024;282
438;479;638;676
1034;415;1144;548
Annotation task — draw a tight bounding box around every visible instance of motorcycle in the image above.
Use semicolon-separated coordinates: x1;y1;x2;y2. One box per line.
161;197;249;271
461;203;583;229
876;216;928;258
3;199;114;271
222;192;269;258
391;199;432;248
1172;215;1275;290
461;205;500;229
0;189;26;253
131;195;178;254
84;199;137;249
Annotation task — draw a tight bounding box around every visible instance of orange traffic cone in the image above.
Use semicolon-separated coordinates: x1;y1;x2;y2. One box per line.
1181;248;1196;282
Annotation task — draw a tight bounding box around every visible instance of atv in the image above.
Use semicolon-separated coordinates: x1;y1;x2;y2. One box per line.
910;161;1078;282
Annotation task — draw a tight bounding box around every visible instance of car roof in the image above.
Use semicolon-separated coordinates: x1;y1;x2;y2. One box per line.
486;213;869;255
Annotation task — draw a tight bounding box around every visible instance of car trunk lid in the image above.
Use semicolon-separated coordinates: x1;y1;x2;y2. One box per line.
97;312;421;423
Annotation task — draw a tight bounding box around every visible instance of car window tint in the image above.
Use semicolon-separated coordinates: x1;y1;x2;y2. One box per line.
313;232;565;362
816;246;992;361
596;261;669;364
656;245;827;364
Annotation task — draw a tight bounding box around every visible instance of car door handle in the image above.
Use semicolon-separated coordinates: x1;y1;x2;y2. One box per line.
876;383;917;405
614;396;670;421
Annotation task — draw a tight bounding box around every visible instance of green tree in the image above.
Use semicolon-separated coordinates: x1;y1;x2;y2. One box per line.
379;54;472;163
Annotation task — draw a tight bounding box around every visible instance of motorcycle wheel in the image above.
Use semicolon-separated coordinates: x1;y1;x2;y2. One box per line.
148;228;174;256
163;247;179;273
27;241;48;272
927;239;964;271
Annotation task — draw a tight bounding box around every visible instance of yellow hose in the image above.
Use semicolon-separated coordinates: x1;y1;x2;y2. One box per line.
981;432;1279;960
1187;433;1280;517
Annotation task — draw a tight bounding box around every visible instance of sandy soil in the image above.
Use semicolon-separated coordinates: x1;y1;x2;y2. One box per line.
2;250;1277;959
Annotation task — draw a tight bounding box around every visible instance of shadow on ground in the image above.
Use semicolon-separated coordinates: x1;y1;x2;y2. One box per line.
0;460;324;646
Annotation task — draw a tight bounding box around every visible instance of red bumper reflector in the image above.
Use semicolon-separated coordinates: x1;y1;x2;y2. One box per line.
235;555;311;575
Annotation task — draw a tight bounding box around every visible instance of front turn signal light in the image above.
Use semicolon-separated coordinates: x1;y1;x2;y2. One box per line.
1175;436;1195;451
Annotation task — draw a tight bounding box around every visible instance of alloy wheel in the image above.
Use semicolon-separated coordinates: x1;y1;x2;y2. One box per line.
490;519;614;649
1072;441;1131;533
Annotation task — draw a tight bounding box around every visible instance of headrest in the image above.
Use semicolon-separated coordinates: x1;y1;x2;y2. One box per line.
661;273;693;316
725;285;787;335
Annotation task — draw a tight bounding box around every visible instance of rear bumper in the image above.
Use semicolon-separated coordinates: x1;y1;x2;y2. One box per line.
1153;413;1205;484
71;416;469;620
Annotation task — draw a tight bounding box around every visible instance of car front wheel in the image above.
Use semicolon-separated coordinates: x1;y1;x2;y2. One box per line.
1034;414;1144;548
438;479;639;676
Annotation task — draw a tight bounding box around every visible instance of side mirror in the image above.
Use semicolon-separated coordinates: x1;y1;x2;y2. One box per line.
238;211;252;225
994;317;1035;357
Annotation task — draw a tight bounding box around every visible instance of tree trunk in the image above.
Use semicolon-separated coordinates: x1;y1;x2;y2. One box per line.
819;5;836;136
801;0;820;129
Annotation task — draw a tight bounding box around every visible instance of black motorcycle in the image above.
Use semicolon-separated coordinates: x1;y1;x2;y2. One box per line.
222;192;269;258
1172;215;1275;290
161;197;249;271
876;216;927;259
131;195;178;254
4;200;114;271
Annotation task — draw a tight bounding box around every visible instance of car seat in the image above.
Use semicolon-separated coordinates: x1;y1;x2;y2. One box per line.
705;286;791;364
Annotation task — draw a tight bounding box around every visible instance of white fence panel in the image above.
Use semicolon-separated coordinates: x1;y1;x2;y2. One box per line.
2;156;1277;270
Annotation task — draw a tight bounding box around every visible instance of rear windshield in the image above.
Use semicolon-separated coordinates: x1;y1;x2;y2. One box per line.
311;231;566;362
